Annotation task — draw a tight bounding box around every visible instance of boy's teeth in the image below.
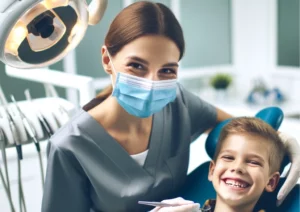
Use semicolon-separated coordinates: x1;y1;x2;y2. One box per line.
225;179;249;188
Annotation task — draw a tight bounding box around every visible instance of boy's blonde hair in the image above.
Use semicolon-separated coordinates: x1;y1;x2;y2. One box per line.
213;117;285;173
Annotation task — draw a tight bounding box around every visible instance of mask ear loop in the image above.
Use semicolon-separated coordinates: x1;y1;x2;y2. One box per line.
105;47;118;90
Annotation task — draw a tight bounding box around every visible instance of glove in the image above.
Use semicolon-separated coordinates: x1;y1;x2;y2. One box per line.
277;132;300;206
150;197;200;212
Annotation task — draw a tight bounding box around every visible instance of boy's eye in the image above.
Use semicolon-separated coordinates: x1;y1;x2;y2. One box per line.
248;160;261;166
221;155;234;161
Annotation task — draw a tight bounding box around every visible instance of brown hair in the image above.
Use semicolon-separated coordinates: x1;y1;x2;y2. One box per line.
96;1;185;101
213;117;285;173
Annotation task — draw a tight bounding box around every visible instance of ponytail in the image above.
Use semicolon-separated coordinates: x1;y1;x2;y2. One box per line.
95;84;113;101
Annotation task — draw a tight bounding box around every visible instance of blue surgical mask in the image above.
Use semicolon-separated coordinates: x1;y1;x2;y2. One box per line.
107;52;177;118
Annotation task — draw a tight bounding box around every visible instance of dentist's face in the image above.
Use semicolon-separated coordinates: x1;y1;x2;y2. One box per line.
208;134;279;209
102;35;180;82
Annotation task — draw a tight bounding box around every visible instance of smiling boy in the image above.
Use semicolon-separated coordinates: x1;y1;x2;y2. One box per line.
207;117;285;212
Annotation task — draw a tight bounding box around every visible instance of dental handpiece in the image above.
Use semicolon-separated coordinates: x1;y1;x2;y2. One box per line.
0;128;16;212
0;95;23;159
58;104;70;119
0;85;23;159
6;110;23;160
11;94;45;190
10;95;40;152
2;108;27;211
43;84;70;123
24;89;53;137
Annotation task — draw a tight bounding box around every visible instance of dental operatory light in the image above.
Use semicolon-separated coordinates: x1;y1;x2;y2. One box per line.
0;0;107;68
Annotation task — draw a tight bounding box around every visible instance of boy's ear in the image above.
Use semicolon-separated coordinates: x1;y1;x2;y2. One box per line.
101;46;113;75
208;161;215;182
265;172;280;192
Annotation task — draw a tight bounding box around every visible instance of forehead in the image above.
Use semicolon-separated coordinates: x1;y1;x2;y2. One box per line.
220;134;270;158
115;35;181;62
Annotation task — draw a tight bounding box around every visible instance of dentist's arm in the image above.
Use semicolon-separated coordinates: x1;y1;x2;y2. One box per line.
205;107;233;134
42;142;91;212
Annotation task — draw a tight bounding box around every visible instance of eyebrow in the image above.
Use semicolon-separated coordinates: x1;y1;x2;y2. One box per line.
126;56;179;67
220;150;266;162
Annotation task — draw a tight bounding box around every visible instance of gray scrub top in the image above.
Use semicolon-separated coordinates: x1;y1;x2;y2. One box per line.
41;84;217;212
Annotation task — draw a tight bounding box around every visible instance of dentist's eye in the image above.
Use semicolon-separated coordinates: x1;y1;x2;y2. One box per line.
128;62;144;70
160;68;176;74
159;68;177;79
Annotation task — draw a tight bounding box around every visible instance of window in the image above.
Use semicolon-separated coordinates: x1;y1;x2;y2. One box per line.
277;0;300;67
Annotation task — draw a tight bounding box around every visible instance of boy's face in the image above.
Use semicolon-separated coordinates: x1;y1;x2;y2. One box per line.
208;134;280;208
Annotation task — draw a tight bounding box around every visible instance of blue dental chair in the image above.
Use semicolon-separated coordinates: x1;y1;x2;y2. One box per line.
180;107;300;212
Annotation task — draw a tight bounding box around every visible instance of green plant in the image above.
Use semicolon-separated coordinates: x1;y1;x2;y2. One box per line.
210;73;232;90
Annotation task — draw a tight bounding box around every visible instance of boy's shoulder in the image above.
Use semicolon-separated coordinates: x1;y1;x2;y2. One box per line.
202;199;215;212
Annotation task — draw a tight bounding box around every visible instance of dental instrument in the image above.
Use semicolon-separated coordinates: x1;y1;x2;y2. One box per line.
43;84;70;127
4;109;27;212
0;110;25;212
0;108;15;147
0;127;16;212
9;111;27;212
0;85;23;159
0;165;15;212
0;81;27;211
17;153;27;212
24;89;53;138
138;201;211;211
1;85;27;212
10;95;45;190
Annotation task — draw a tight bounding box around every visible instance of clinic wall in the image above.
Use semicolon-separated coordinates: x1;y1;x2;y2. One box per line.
0;64;46;101
134;0;171;7
74;0;123;79
180;0;232;68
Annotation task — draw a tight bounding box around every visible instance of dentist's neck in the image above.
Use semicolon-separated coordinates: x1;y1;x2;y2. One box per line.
91;95;152;132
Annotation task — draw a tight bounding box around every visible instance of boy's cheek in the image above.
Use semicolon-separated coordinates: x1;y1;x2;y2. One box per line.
209;164;225;182
215;161;228;171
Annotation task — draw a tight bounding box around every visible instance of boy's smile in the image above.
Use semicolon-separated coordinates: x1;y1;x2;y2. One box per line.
222;177;251;190
208;133;280;211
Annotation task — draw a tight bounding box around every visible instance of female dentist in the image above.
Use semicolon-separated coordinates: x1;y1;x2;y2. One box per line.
41;1;300;212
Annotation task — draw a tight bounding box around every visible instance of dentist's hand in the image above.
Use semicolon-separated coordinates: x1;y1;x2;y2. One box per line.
150;197;200;212
277;132;300;206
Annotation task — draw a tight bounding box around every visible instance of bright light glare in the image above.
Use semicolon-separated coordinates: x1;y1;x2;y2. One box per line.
5;42;19;56
68;21;85;43
5;23;28;56
12;27;28;40
43;0;69;9
72;22;84;35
